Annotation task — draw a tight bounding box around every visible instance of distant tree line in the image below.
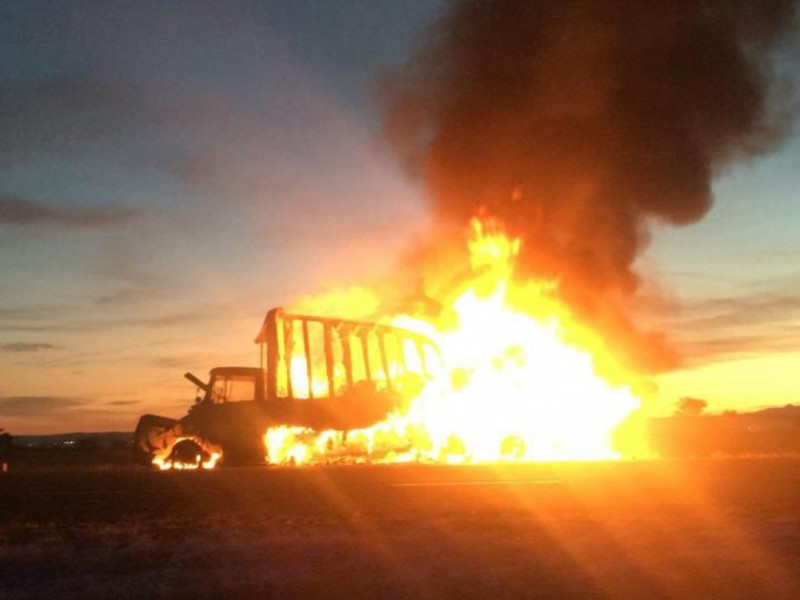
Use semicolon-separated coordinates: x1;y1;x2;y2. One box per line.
650;402;800;457
0;428;12;459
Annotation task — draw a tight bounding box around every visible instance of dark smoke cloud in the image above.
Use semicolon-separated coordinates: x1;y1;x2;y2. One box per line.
382;0;798;372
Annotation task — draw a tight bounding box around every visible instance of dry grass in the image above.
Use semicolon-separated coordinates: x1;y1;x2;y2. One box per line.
1;459;799;599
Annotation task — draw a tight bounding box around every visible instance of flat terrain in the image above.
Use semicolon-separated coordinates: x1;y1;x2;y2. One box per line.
1;459;799;599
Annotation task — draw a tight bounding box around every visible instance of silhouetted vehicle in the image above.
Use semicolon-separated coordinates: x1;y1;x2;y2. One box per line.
134;308;441;466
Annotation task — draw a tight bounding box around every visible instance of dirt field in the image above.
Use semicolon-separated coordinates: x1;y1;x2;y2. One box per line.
1;458;799;599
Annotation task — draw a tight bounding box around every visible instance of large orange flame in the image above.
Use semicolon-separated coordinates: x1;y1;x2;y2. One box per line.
266;218;644;464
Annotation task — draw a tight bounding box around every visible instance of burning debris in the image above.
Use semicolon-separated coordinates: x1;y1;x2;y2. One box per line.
270;218;643;464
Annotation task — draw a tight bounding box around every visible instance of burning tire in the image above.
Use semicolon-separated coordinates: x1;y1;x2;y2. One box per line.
168;439;208;467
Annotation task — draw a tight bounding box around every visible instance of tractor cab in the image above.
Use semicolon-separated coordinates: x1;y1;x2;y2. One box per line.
197;367;267;404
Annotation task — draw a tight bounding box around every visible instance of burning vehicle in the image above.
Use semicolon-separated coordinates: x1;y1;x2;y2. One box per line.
135;220;647;469
134;308;442;468
133;0;795;470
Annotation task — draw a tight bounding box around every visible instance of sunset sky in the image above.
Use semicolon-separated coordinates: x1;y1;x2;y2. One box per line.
1;0;798;435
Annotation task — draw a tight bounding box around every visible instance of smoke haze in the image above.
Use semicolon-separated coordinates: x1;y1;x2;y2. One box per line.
382;0;798;371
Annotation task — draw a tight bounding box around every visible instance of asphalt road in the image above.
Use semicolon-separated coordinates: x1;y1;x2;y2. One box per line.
1;459;799;599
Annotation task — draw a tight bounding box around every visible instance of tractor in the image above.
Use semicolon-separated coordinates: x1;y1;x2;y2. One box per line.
134;308;441;467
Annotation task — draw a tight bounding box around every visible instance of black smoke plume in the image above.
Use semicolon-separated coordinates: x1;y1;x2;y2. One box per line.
382;0;797;372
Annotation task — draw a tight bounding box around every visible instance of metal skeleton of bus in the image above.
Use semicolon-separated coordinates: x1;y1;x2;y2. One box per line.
134;308;441;466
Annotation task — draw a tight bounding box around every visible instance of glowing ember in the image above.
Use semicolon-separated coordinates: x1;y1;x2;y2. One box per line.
152;437;222;471
266;218;643;465
153;452;221;471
